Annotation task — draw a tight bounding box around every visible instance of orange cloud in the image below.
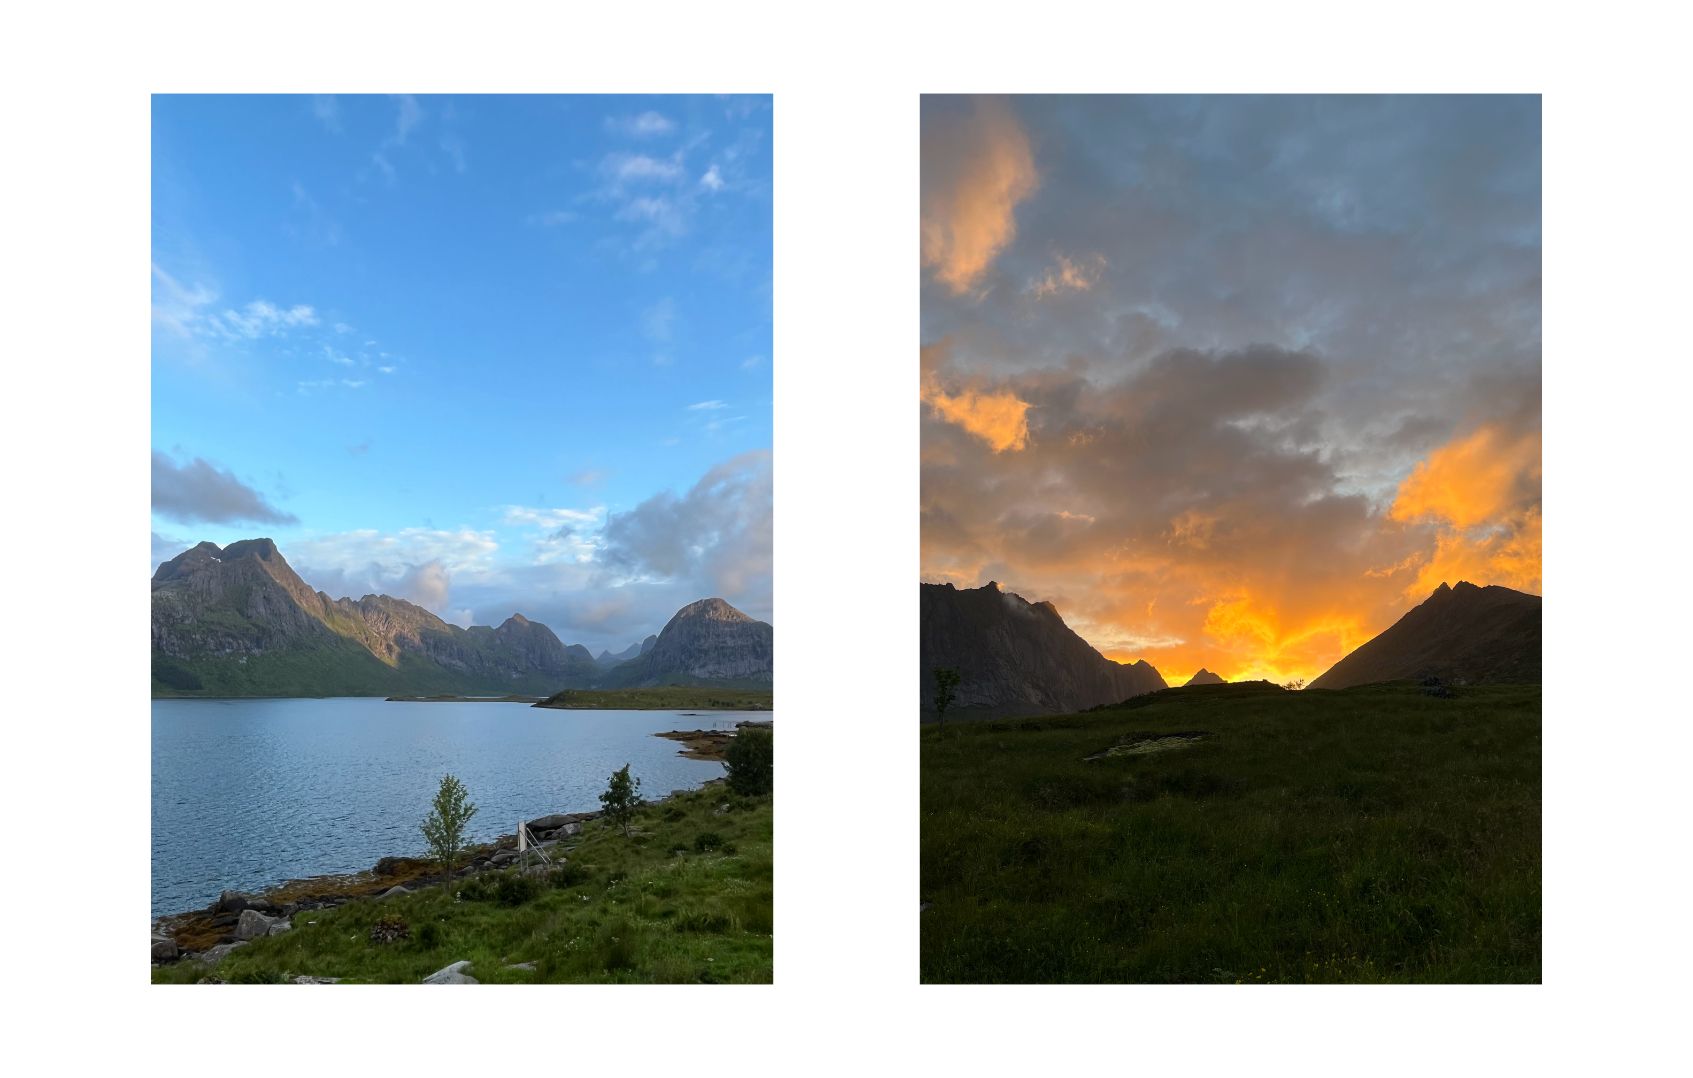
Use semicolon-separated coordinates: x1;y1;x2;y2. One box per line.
1389;424;1541;597
1390;424;1539;529
921;98;1037;295
922;381;1031;453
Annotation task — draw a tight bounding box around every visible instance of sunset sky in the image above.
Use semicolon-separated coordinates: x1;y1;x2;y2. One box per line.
920;95;1541;686
153;95;771;652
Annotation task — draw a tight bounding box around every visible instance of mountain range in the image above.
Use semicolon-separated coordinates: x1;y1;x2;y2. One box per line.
1308;581;1541;690
920;581;1166;716
151;538;772;697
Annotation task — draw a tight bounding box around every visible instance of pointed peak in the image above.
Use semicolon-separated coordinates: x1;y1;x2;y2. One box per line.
984;580;1001;592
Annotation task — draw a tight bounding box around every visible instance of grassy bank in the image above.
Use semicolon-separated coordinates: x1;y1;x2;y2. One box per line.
155;783;772;984
922;681;1540;983
537;687;772;710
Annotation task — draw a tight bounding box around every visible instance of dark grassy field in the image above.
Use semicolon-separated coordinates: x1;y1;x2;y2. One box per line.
921;681;1540;983
154;784;772;984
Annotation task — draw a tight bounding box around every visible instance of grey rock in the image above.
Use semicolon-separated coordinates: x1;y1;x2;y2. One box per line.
234;908;277;941
214;890;276;916
151;936;179;962
423;960;478;985
200;941;249;965
266;919;293;936
527;813;572;831
506;961;536;971
380;885;412;899
290;975;342;984
489;848;519;866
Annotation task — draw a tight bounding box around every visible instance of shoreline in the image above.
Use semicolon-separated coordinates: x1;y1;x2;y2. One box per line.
655;720;773;761
152;779;725;963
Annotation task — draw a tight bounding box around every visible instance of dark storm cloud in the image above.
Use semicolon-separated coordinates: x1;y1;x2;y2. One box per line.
151;450;298;526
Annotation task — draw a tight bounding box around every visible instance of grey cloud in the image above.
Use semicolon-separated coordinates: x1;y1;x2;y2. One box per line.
599;449;772;613
152;451;298;526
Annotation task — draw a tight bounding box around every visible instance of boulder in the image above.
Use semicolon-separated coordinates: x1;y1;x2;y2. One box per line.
290;975;342;984
266;919;292;936
234;909;277;941
527;814;572;831
151;936;179;962
214;890;275;916
200;941;248;965
489;848;519;866
422;960;478;985
380;885;412;899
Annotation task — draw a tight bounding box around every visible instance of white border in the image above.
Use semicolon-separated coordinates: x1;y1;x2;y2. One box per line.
2;0;1689;1073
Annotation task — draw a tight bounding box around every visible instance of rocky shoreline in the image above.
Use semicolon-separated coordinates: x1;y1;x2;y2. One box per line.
655;719;773;761
152;781;724;973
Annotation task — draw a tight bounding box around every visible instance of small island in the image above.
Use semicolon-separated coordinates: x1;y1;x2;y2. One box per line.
386;694;543;703
656;720;774;761
535;687;772;711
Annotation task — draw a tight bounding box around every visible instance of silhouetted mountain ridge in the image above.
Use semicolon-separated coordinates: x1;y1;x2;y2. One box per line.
921;581;1166;716
1308;581;1541;690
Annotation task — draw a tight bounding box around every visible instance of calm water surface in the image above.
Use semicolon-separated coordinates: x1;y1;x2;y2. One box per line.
151;697;756;917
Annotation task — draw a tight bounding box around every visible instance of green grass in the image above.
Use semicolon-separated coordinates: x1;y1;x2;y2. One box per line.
155;784;772;984
537;687;773;710
921;681;1540;983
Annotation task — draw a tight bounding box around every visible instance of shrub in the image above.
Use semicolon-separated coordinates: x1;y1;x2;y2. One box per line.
415;921;443;948
460;871;544;907
599;764;643;836
693;832;724;852
419;774;478;885
725;727;773;796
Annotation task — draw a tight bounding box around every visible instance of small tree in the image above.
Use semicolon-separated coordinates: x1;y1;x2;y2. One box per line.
725;726;773;796
419;774;478;886
933;668;961;729
600;763;643;836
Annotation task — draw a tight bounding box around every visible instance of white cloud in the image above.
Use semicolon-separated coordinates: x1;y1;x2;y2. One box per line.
607;111;675;137
700;165;725;192
604;153;683;183
687;399;727;411
502;506;606;529
151;263;217;338
208;299;319;341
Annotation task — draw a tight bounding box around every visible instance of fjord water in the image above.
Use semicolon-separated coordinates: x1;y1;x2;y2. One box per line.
152;698;753;917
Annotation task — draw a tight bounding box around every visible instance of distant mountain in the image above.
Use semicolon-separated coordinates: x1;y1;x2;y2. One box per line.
920;581;1166;716
598;598;773;689
1308;581;1541;690
594;635;658;669
1184;668;1225;687
152;539;597;697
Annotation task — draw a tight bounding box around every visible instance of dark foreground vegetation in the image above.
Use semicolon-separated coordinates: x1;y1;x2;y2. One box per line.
155;783;772;984
921;681;1540;983
536;687;773;710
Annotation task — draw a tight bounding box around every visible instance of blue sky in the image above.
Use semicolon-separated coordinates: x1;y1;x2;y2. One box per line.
152;94;772;651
